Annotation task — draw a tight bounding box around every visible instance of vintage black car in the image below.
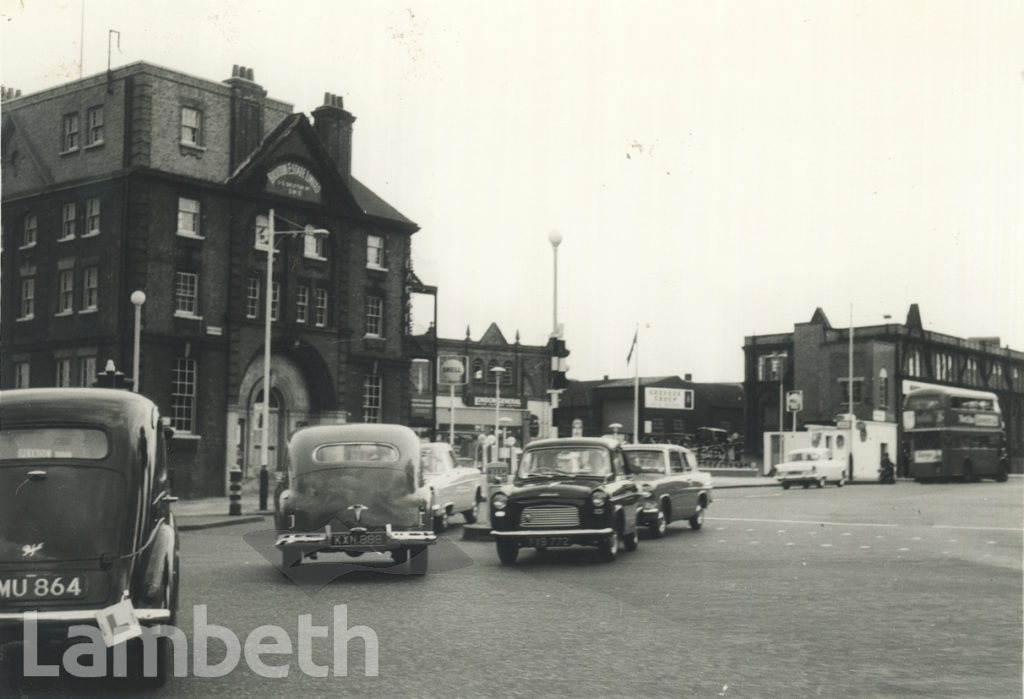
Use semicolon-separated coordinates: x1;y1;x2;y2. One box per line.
0;388;180;685
489;437;642;564
274;424;437;573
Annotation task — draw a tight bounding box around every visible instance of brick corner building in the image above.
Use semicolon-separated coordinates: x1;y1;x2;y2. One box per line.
1;63;423;496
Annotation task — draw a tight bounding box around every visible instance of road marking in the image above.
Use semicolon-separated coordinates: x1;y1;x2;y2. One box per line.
712;517;898;528
932;525;1023;533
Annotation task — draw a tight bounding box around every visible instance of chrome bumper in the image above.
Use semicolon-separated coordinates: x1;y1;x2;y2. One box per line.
490;528;614;538
275;523;436;549
0;608;171;623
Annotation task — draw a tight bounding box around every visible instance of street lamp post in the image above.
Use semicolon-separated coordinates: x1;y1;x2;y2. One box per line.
491;365;506;462
547;230;562;438
500;416;512;462
259;209;329;511
130;290;146;392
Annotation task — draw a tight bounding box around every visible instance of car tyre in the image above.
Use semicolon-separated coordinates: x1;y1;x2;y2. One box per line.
624;529;639;552
598;532;619;562
281;546;302;569
461;505;478;524
688;509;705;530
995;464;1009;483
390;547;409;565
433;511;449;534
837;477;845;487
496;540;519;565
409;546;429;575
817;477;826;488
649;508;667;538
781;482;791;490
802;482;810;489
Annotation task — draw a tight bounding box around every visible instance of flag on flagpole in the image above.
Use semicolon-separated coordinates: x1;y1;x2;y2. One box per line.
626;327;638;365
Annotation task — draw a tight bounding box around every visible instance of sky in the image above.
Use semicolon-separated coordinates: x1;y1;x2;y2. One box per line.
3;0;1022;383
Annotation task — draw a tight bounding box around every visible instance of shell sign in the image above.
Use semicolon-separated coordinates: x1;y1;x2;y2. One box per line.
437;355;468;386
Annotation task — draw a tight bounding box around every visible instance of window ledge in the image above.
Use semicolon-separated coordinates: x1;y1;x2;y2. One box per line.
16;315;34;322
59;148;79;156
174;311;204;321
54;310;74;317
57;235;76;243
81;231;100;239
305;254;327;262
172;433;202;441
366;264;389;272
83;141;104;150
179;141;206;157
363;333;385;340
176;231;205;240
18;243;37;250
79;308;98;315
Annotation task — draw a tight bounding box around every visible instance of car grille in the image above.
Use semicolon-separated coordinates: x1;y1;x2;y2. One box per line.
520;505;580;528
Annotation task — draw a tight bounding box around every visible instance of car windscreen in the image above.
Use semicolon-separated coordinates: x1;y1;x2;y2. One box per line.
0;427;108;461
623;450;666;473
519;447;611;478
420;446;454;476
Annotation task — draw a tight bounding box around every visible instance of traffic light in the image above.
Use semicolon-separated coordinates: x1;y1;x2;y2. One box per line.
549;337;570;390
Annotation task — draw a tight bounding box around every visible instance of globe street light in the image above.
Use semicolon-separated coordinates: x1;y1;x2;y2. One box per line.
130;290;146;392
547;229;563;438
491;365;506;462
259;208;329;510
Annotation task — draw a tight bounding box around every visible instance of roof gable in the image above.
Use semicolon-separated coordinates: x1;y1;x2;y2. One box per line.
478;323;509;346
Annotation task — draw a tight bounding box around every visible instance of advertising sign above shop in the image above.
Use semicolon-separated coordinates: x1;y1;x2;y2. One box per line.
644;387;694;410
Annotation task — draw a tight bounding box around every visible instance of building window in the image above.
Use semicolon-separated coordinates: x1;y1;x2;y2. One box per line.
60;203;76;240
362;373;382;423
472;358;484;382
878;369;889;409
991;363;1005;389
19;278;35;319
85;198;100;236
181;107;202;146
22;214;37;248
246;277;260;319
15;362;30;388
62;113;79;151
502;360;513;386
86;106;104;146
82;266;98;311
304;228;325;259
840;378;863;406
905;348;922;377
271;282;280;322
57;269;74;314
314;289;328;327
177;197;200;236
296;285;309;323
365;295;382;336
55;358;72;387
964;358;980;386
367;235;386;268
171;358;197;433
77;356;96;387
672;419;685;435
934;352;953;382
254;214;270;251
757;352;787;381
175;271;199;316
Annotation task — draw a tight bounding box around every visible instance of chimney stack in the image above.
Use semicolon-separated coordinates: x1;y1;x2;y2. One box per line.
224;64;266;170
312;91;356;181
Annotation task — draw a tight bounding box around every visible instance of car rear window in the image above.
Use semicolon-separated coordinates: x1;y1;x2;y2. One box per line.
0;427;108;461
313;442;400;464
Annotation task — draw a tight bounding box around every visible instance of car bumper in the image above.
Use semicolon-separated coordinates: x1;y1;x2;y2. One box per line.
776;473;815;482
275;524;436;552
490;528;614;546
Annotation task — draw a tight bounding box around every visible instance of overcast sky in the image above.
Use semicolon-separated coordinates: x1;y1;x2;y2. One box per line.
3;0;1022;383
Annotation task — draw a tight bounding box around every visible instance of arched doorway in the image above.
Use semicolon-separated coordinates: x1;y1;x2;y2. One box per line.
250;388;283;475
236;353;313;475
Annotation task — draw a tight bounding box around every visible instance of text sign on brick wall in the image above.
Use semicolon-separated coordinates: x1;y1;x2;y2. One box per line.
266;162;322;202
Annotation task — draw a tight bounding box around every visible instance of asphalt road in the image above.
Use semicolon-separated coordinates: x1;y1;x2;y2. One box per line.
9;480;1022;698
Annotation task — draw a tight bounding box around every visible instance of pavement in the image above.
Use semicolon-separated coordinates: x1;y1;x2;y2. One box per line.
172;470;783;531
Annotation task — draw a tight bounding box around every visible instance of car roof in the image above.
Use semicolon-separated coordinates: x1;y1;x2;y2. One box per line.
0;388;156;430
623;443;695;454
523;437;622;450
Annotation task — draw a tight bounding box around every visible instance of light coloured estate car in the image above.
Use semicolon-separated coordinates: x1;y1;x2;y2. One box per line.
623;444;713;537
775;447;846;489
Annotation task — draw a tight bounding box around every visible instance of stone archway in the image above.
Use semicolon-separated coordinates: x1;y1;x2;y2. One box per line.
236;353;312;475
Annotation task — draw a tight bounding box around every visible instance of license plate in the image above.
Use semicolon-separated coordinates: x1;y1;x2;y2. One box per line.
330;532;386;546
523;536;571;548
0;575;87;600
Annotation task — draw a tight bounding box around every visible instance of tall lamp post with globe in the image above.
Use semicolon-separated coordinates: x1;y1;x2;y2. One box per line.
130;290;146;393
548;230;562;438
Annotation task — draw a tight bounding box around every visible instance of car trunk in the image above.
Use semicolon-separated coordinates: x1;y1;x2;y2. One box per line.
290;465;422;531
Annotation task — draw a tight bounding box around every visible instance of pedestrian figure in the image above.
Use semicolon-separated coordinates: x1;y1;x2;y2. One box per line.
878;452;895;484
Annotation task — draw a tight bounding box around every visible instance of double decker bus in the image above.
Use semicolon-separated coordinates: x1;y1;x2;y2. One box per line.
902;386;1008;482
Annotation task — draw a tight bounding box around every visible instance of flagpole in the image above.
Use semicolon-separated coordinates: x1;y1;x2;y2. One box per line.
633;324;639;444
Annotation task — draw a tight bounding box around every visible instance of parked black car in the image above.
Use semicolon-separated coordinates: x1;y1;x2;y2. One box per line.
0;388;180;686
489;437;642;564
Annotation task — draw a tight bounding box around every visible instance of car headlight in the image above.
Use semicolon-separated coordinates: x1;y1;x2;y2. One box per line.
492;493;508;511
590;490;608;507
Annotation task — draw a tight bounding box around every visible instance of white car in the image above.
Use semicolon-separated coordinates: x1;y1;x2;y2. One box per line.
420;442;484;531
775;448;846;489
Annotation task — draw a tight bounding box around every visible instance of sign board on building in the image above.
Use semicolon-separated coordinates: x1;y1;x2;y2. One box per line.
437;355;468;386
644;387;694;410
266;161;322;202
471;396;525;409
